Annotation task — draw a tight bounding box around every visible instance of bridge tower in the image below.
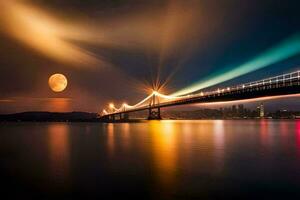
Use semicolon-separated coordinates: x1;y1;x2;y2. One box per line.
148;92;161;120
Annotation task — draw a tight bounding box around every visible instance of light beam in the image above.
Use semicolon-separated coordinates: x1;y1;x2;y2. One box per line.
172;34;300;96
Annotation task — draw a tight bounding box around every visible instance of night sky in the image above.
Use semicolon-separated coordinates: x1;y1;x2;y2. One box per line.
1;0;300;113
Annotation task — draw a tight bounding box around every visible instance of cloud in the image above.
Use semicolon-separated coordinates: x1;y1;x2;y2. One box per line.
0;0;202;71
0;0;103;68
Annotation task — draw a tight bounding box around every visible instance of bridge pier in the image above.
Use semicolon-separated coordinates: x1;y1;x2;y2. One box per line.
99;113;129;122
109;115;115;121
120;113;129;120
99;115;110;121
148;107;161;120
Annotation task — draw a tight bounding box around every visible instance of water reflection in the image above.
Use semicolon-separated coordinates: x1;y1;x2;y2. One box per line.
213;120;225;172
195;121;214;158
279;121;289;148
296;120;300;156
280;121;289;137
107;123;115;156
260;119;269;148
2;120;300;198
149;121;178;194
196;121;215;150
48;123;70;185
120;123;130;151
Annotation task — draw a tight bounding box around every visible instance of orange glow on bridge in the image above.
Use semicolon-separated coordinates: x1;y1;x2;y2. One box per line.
198;93;300;107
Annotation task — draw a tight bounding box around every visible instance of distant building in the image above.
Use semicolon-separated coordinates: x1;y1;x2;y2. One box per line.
232;105;237;116
238;104;244;117
258;102;264;118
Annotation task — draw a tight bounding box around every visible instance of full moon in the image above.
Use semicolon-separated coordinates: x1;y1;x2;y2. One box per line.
48;73;68;92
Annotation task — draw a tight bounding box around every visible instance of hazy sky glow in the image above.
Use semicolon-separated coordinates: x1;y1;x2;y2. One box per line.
0;0;300;113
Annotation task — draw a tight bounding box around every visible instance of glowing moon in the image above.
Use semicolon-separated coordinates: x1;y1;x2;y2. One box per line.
48;73;68;92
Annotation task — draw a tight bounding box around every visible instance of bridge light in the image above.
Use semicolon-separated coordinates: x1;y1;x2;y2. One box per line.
153;90;159;95
200;92;204;96
109;103;114;109
242;85;245;88
227;87;230;91
102;109;108;115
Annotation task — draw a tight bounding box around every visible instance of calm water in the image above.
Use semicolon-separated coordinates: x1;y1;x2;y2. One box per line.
1;120;300;199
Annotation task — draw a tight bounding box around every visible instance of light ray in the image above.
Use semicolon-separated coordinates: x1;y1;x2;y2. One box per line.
0;0;202;71
0;0;100;67
172;34;300;96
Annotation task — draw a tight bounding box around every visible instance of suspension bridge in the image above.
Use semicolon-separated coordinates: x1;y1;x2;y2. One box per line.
99;70;300;121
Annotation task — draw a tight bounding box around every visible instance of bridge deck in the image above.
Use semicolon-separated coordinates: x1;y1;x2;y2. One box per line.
101;71;300;118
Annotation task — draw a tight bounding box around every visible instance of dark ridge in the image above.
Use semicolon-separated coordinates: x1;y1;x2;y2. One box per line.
0;112;99;122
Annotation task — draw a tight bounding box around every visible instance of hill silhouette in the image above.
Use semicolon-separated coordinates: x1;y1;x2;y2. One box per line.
0;112;99;122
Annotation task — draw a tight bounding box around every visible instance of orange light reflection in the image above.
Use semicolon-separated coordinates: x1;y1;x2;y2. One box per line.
149;120;177;192
213;120;225;172
260;120;269;150
48;123;70;185
107;123;115;156
296;120;300;157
